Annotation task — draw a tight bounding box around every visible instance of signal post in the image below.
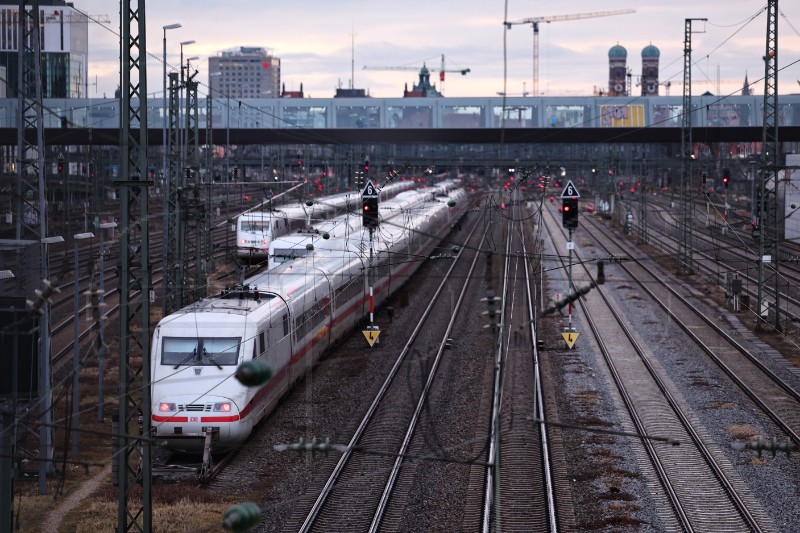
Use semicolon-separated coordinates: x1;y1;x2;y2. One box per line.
362;179;381;347
561;180;580;349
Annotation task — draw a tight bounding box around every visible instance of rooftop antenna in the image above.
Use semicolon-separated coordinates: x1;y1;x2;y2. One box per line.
350;24;356;89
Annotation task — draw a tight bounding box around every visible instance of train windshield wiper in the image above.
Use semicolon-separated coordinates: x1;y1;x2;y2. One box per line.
202;348;223;370
173;347;197;369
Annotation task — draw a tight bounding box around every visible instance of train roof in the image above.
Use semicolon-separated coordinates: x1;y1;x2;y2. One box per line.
158;287;281;323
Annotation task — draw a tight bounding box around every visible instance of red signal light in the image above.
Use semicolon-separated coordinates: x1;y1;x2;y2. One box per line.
262;61;270;68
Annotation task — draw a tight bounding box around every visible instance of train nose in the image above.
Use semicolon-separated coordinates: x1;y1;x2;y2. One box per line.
152;395;241;449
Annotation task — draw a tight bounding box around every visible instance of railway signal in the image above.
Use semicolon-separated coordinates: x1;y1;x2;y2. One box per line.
722;168;730;188
362;179;379;228
562;198;578;229
560;180;580;230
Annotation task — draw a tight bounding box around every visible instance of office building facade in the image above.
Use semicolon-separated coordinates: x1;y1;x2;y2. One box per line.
208;47;280;99
0;1;88;98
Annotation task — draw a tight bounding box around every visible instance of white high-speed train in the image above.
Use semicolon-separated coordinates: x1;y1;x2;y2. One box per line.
268;180;463;264
151;181;467;454
235;181;415;260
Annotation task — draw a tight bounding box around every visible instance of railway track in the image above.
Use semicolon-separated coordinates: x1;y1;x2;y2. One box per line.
484;194;559;532
544;202;795;530
631;193;800;327
298;210;488;531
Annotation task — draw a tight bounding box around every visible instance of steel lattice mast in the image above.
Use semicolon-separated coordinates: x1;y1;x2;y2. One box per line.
164;71;181;315
678;18;706;275
117;0;152;530
16;0;53;495
182;75;206;303
757;0;780;331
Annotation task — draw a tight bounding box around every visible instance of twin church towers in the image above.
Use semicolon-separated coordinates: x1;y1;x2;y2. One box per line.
607;43;661;97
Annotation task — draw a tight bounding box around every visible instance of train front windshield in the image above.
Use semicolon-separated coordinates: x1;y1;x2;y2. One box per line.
162;337;241;367
241;219;270;234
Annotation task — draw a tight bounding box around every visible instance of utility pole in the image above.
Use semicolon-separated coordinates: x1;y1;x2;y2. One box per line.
678;18;707;275
164;71;180;316
638;159;649;244
118;0;152;530
756;0;780;331
17;0;54;495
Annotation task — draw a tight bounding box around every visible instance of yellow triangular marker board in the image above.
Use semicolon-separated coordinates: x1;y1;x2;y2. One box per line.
363;329;381;347
562;331;579;349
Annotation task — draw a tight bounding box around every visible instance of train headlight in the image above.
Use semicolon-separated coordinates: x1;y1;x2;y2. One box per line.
158;402;176;412
213;402;232;412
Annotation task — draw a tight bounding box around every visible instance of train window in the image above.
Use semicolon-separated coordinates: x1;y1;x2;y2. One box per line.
241;220;268;232
201;338;240;366
282;314;289;336
162;337;240;367
162;338;198;366
259;332;265;354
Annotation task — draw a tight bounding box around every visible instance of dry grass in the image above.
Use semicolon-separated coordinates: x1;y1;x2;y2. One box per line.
728;423;760;440
64;498;234;533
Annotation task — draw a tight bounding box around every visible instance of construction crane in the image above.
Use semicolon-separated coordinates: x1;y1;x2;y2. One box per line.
504;9;635;96
363;54;470;95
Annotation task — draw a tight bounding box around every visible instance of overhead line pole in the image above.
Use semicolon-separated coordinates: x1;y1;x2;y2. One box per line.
118;0;152;530
678;18;706;276
757;0;780;331
17;0;54;495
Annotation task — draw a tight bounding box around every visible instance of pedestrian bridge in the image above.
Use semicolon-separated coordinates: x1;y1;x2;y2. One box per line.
2;94;799;145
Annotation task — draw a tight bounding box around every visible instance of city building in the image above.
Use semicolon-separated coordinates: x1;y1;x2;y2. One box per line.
281;82;303;98
208;47;280;99
403;65;443;97
0;0;89;98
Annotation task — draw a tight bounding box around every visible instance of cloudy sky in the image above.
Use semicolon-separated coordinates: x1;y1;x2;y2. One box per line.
77;1;800;100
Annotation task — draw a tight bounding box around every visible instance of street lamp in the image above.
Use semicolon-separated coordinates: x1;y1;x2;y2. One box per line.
162;23;181;189
162;24;181;327
211;71;232;249
38;235;63;493
71;231;94;457
179;40;196;88
96;222;116;422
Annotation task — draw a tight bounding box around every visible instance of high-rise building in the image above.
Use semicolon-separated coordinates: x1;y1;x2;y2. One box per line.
208;47;280;99
0;1;89;98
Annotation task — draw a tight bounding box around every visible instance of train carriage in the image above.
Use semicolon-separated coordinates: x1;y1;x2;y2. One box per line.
151;182;468;455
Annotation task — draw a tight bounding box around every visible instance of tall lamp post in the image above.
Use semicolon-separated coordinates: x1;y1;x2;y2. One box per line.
162;24;181;324
161;23;181;189
210;71;231;250
39;235;64;493
71;231;94;457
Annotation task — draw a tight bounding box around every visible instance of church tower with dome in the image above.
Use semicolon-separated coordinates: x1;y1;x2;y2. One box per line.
641;43;660;96
608;44;627;96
